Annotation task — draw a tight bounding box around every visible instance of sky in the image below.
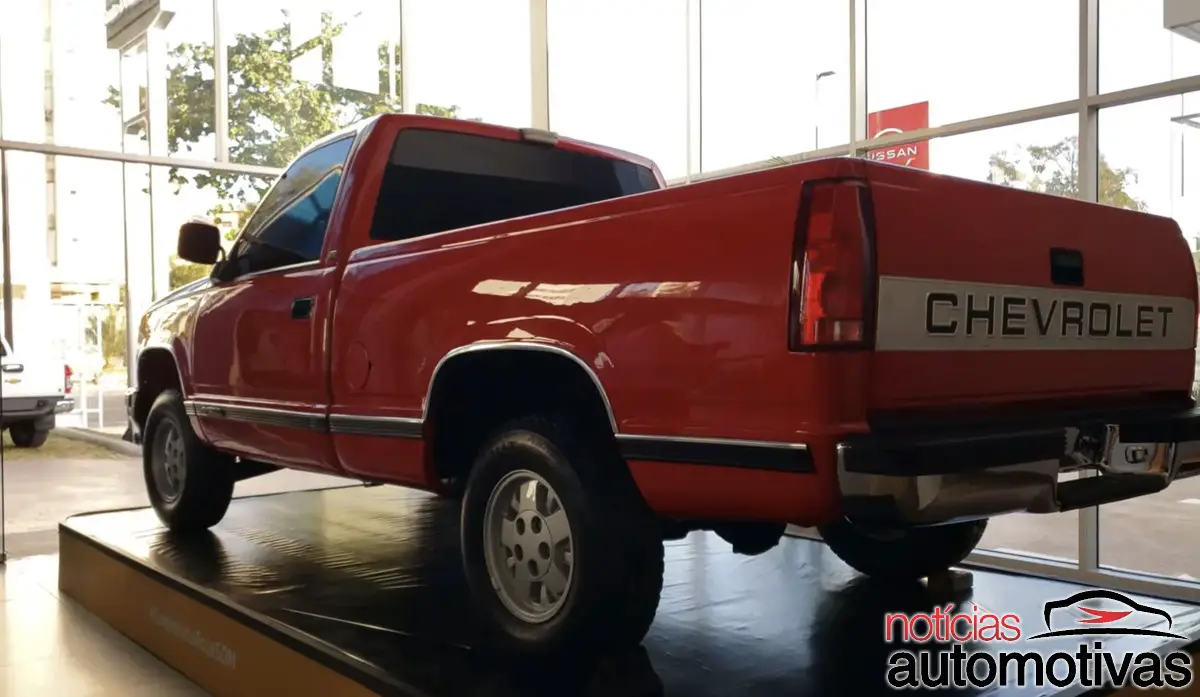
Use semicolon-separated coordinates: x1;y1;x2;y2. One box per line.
0;0;1198;352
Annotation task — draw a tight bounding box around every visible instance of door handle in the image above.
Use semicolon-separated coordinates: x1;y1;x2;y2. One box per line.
291;296;314;320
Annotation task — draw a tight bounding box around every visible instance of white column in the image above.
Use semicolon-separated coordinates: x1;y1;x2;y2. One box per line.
849;0;868;156
400;0;412;112
146;23;171;302
1077;0;1100;573
685;0;702;180
529;0;549;129
213;0;229;161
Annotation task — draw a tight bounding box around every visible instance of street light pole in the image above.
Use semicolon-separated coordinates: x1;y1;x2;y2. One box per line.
814;70;836;151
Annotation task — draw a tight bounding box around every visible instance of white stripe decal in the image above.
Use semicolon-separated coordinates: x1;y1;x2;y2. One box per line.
874;276;1196;352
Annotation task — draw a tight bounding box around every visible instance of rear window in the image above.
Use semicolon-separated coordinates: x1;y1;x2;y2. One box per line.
369;129;660;242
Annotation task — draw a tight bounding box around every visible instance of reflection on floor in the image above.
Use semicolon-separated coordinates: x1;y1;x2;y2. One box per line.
62;486;1200;696
2;450;345;559
0;554;205;696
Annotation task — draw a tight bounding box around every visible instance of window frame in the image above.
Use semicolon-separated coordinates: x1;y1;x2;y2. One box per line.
220;135;356;281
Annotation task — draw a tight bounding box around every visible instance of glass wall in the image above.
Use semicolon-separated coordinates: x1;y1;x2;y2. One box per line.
698;0;850;172
162;0;217;160
0;0;1198;589
1096;91;1200;582
1100;0;1200;93
0;0;122;150
219;0;403;169
547;0;690;180
0;154;126;430
865;0;1077;129
405;0;532;126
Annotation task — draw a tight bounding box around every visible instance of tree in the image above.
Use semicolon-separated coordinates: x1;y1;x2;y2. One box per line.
85;288;127;371
109;10;463;290
158;10;462;205
169;260;212;290
987;135;1147;211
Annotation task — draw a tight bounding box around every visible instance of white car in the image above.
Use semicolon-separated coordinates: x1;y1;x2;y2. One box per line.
1;335;73;448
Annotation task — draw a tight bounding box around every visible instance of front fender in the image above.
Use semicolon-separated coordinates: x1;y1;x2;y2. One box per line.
138;282;209;396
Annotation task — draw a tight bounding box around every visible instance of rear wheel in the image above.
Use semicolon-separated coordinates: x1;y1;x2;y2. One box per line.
8;423;49;449
143;390;235;533
460;415;664;658
819;518;987;581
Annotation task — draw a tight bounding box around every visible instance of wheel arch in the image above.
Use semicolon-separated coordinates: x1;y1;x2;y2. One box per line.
422;342;620;485
133;345;184;432
424;342;618;430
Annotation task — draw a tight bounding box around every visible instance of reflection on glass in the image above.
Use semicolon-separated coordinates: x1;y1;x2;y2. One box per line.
547;0;689;180
219;0;402;168
699;0;849;172
121;42;149;123
866;0;1076;128
1097;91;1200;583
162;0;217;159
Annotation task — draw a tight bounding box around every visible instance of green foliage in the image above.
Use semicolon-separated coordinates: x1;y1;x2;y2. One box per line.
988;135;1147;211
84;291;127;370
169;261;212;290
105;10;462;285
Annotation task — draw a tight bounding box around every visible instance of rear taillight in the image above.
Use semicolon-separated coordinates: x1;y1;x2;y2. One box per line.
64;364;72;395
789;179;875;350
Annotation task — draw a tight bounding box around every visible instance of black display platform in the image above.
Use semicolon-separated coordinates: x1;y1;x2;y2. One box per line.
58;486;1200;697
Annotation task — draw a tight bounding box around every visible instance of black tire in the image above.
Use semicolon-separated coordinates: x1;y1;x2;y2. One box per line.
460;415;664;659
142;389;235;533
819;518;987;581
8;423;49;448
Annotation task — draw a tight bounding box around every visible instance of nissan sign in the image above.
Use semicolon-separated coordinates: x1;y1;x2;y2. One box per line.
866;101;930;170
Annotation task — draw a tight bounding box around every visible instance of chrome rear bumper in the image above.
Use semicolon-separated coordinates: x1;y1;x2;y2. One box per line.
836;411;1200;526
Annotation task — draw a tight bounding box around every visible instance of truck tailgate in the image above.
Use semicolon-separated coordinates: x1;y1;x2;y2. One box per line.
865;163;1198;411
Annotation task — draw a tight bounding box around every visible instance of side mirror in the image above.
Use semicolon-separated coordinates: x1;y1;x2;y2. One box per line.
177;220;223;265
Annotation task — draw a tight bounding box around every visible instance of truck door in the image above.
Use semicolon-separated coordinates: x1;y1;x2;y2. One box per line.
189;136;353;472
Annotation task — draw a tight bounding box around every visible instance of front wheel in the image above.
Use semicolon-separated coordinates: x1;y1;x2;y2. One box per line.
460;415;664;659
9;423;49;448
142;389;235;533
819;518;988;581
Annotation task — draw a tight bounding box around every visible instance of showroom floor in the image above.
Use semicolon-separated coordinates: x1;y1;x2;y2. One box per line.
0;554;206;696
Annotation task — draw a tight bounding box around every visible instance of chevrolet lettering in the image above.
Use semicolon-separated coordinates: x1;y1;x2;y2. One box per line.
927;294;1173;338
875;277;1195;351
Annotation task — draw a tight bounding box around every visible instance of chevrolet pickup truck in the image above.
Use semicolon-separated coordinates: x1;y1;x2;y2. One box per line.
2;334;73;448
127;113;1200;657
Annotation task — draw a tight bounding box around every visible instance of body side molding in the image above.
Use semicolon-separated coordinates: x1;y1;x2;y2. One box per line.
616;434;815;473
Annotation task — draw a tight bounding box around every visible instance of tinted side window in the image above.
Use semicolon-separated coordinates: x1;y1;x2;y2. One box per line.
369;129;660;242
226;136;354;276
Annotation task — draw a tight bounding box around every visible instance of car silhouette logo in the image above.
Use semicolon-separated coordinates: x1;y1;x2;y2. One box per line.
1028;589;1187;640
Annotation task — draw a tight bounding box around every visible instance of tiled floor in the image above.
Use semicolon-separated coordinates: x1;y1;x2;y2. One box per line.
0;554;207;696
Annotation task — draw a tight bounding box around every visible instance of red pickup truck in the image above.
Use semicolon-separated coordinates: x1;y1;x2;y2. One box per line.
128;113;1200;657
